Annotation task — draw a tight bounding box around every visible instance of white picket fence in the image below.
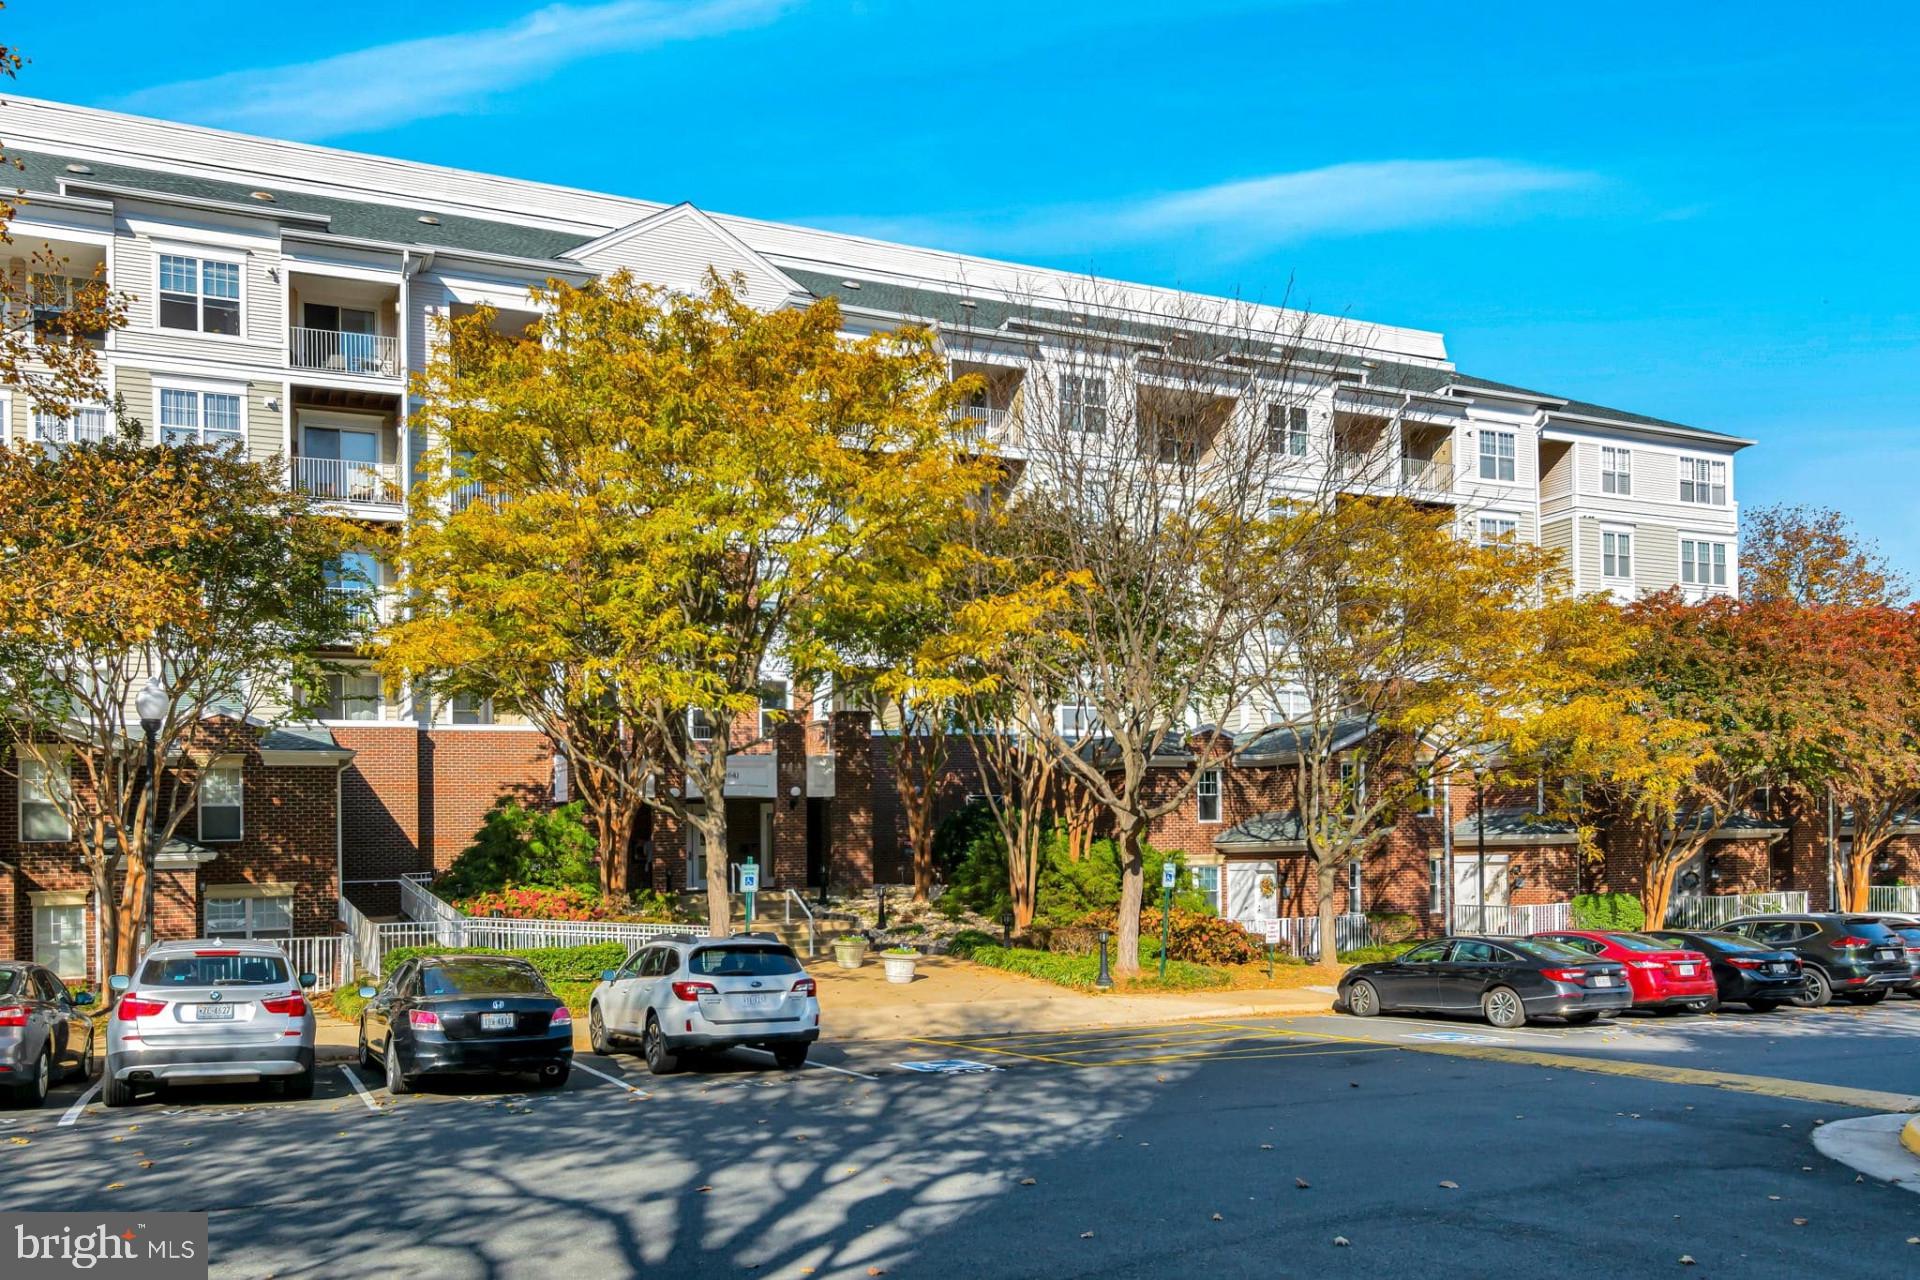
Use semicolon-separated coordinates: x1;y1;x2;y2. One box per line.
1663;891;1808;930
1868;885;1920;914
274;935;353;987
392;878;706;962
1240;913;1374;961
1450;902;1572;936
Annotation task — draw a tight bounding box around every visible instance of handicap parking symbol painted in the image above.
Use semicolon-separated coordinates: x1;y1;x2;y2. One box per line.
897;1059;1004;1074
1405;1031;1502;1045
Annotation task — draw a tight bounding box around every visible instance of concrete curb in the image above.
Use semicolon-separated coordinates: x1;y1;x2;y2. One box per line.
1810;1114;1920;1194
1903;1115;1920;1159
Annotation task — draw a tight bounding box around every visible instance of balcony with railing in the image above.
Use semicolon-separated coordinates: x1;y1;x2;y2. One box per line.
293;457;403;512
327;585;393;631
289;327;401;378
952;403;1010;448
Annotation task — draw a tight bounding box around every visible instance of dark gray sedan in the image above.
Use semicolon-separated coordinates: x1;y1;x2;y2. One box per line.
1338;935;1633;1028
1;963;96;1106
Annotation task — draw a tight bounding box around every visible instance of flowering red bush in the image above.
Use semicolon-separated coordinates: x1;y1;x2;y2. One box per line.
455;884;604;920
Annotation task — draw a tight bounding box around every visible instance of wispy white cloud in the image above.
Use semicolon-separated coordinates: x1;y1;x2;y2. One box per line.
113;0;795;140
819;159;1597;259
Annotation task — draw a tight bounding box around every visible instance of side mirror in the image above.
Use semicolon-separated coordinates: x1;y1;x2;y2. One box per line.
599;969;617;982
298;972;317;990
357;986;378;1000
71;990;95;1007
108;974;130;993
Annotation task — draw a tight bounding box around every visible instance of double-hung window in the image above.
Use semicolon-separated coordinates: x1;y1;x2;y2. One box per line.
688;707;715;742
1478;430;1516;481
1196;768;1222;823
450;694;493;726
1600;446;1632;494
1477;515;1518;547
759;682;790;738
322;671;383;721
1189;864;1221;910
205;892;292;939
18;752;72;842
199;759;243;842
1602;528;1633;581
1268;404;1309;456
1429;857;1446;913
1678;457;1727;505
158;253;241;335
1060;374;1107;433
159;386;244;450
1059;703;1100;738
1680;538;1728;588
1346;860;1363;914
33;898;86;976
31;405;110;448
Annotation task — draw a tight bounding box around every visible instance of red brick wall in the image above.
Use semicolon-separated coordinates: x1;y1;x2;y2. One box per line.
827;712;875;888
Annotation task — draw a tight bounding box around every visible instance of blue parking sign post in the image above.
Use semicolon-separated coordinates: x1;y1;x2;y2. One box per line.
741;858;759;930
1159;862;1176;979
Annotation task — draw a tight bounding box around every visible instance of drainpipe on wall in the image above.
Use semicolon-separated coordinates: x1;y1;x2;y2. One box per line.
1440;775;1454;928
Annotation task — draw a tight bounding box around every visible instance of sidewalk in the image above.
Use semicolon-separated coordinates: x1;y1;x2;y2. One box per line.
311;954;1334;1056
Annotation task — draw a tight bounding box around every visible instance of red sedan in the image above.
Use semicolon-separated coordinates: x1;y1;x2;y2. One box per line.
1531;930;1718;1012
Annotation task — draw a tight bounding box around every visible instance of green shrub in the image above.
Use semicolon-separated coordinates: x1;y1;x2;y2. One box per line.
931;801;998;878
943;821;1210;924
1571;892;1645;932
961;943;1229;991
435;798;599;900
945;929;998;959
1366;911;1419;943
1059;907;1264;965
379;941;630;982
1337;943;1412;965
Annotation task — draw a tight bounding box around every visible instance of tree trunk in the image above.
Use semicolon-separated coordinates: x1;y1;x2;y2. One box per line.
1641;846;1680;933
1843;840;1879;913
1008;827;1038;932
895;731;942;903
1113;817;1145;976
694;753;733;938
1314;853;1342;972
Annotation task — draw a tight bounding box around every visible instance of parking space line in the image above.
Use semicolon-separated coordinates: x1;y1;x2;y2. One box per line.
57;1082;101;1127
572;1060;653;1096
1086;1046;1399;1068
733;1048;879;1080
905;1036;1078;1065
338;1064;381;1112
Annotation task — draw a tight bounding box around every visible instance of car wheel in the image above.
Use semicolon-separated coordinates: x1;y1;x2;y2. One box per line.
772;1043;810;1070
1795;967;1833;1008
589;1004;613;1056
384;1040;413;1096
1563;1012;1598;1026
1747;999;1781;1013
101;1059;135;1109
357;1027;376;1074
643;1015;679;1076
534;1061;571;1089
1847;989;1889;1006
1483;986;1527;1030
281;1067;315;1101
13;1047;51;1107
1345;979;1381;1018
72;1037;96;1084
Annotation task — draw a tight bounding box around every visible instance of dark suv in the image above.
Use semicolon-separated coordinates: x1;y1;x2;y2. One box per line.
1722;914;1910;1007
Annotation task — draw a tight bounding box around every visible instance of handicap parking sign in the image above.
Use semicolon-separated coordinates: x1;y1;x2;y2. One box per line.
740;863;759;892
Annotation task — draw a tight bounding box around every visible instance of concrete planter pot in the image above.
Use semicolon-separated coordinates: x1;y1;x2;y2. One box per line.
881;952;919;984
832;938;869;969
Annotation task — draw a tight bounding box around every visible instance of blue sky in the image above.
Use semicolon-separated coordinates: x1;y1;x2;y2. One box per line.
9;1;1918;577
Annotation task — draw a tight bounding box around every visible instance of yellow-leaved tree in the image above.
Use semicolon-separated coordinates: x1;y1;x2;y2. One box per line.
383;272;995;935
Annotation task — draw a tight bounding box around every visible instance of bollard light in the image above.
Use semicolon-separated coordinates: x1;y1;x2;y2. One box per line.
1095;930;1114;989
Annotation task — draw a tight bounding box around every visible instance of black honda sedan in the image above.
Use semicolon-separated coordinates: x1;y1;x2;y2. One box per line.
1338;935;1632;1029
357;955;573;1094
1641;929;1807;1011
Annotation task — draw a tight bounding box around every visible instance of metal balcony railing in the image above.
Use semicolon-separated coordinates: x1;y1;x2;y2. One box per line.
293;457;402;507
327;586;390;629
289;326;400;378
1401;456;1451;491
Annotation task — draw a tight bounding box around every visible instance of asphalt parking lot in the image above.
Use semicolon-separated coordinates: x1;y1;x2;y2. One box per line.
5;1002;1918;1278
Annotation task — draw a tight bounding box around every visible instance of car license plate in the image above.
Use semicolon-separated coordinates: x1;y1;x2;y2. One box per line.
1766;963;1789;974
734;993;778;1013
1876;949;1899;962
1590;974;1613;987
480;1012;514;1031
1676;964;1696;975
194;1003;235;1021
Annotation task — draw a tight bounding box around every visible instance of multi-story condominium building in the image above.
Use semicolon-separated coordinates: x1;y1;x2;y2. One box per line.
3;97;1878;980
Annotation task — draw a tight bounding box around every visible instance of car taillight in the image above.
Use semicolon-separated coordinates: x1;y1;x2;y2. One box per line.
791;978;816;996
1541;968;1587;983
1831;936;1874;950
1727;957;1762;970
261;995;307;1017
550;1007;573;1027
671;981;718;1002
1629;960;1664;970
0;1005;27;1027
115;997;166;1020
408;1010;442;1029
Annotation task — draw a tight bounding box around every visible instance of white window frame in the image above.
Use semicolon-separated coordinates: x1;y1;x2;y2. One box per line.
1060;373;1108;433
1196;768;1222;823
32;897;87;977
1058;704;1100;738
320;669;386;723
1680;537;1729;588
759;681;790;739
1346;859;1363;914
1477;430;1517;482
1267;404;1309;456
155;379;246;451
1189;863;1221;908
1601;527;1634;583
17;750;72;843
1429;856;1446;913
198;757;244;843
204;889;294;940
448;693;494;726
688;707;715;742
1600;446;1632;495
154;247;245;339
1678;456;1727;506
30;403;111;449
1477;514;1518;547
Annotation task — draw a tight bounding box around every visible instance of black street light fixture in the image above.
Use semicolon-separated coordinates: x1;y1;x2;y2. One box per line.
1094;930;1114;989
135;678;168;953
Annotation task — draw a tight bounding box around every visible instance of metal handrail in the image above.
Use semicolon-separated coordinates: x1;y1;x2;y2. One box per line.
783;889;817;956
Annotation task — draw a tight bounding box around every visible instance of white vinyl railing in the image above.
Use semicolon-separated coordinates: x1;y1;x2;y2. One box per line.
273;935;353;987
293;457;402;507
1240;913;1374;961
289;326;400;377
1868;885;1920;913
1450;901;1572;936
326;585;390;628
393;877;707;962
1664;891;1808;929
1401;456;1451;491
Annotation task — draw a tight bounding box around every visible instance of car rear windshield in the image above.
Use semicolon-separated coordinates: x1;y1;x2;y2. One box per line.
0;968;17;992
1685;934;1771;954
1840;920;1899;940
1603;933;1671;952
419;961;549;996
139;953;290;987
1507;939;1592;962
688;945;801;978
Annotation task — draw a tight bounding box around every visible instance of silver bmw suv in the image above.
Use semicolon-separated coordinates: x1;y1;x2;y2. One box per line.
588;933;819;1074
104;939;318;1107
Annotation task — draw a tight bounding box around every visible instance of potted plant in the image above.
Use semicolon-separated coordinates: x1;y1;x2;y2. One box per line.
881;946;919;984
832;935;869;969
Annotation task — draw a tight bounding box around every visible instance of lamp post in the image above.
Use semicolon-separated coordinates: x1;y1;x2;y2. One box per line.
1475;771;1488;934
135;678;168;955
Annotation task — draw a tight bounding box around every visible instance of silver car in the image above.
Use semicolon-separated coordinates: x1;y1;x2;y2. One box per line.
588;933;820;1074
1;963;96;1107
104;940;317;1108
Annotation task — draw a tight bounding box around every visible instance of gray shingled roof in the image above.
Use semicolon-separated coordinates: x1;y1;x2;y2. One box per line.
1214;811;1307;851
1453;807;1580;846
1235;716;1376;763
8;149;589;262
259;724;348;754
